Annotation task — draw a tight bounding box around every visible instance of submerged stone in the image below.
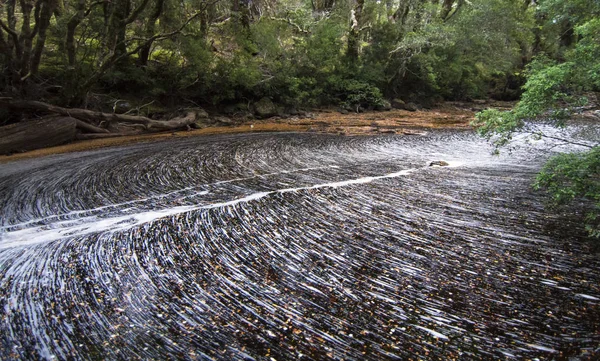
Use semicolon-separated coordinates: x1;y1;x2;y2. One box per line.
429;160;450;166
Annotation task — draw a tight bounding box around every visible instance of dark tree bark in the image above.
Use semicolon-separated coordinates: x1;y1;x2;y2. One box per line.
74;119;110;133
18;0;35;78
138;0;165;66
31;0;56;75
66;0;86;66
76;133;129;140
347;0;364;60
0;116;77;155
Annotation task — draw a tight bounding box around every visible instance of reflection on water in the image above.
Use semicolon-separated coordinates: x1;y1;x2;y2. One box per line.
1;128;599;360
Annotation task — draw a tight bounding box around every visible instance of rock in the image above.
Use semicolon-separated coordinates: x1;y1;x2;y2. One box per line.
391;99;406;109
223;103;249;116
212;116;234;125
339;109;349;115
404;102;418;112
223;104;236;115
113;101;131;114
276;105;286;116
195;108;209;119
429;161;449;167
190;109;210;128
254;97;278;118
375;100;392;111
391;99;418;111
402;130;427;136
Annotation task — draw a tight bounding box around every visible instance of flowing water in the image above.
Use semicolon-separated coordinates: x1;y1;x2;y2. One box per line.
1;126;599;360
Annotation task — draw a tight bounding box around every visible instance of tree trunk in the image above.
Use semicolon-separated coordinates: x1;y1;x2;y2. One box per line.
0;98;198;131
106;0;130;59
0;28;10;63
31;0;55;75
0;116;77;155
18;0;35;79
439;0;454;21
347;0;364;60
138;0;165;66
76;133;128;140
66;0;86;66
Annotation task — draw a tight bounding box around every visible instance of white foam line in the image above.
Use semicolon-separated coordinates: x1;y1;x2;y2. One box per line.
575;293;600;301
526;344;557;353
413;325;449;340
1;165;340;231
0;163;462;249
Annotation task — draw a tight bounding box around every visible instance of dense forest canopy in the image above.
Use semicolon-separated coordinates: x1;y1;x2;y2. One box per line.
0;0;549;110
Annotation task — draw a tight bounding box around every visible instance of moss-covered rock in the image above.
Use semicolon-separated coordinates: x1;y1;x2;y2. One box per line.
254;98;277;118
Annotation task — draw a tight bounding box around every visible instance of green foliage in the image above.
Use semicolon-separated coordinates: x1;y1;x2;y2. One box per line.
473;5;600;239
473;16;600;147
209;55;263;104
534;147;600;238
431;0;533;100
472;108;522;149
0;0;591;113
335;80;385;110
473;55;583;143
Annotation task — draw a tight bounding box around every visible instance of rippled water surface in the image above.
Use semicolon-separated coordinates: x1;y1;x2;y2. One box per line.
1;129;599;360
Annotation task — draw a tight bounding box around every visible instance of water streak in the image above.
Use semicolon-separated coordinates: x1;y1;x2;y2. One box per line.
1;128;598;360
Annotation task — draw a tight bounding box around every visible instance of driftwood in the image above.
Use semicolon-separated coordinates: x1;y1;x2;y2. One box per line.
0;98;197;131
75;119;110;133
0;116;77;155
76;133;128;140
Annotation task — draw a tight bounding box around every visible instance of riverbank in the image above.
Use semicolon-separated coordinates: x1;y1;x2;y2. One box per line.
0;101;508;164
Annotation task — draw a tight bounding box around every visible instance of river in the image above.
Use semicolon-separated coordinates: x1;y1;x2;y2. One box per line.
1;126;599;360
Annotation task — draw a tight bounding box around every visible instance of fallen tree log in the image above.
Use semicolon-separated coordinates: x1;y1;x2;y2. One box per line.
76;133;128;140
0;117;77;155
75;119;110;133
0;98;197;131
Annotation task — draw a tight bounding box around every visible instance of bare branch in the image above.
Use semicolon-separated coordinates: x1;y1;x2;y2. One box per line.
268;17;310;34
0;18;18;39
84;1;103;16
538;133;596;149
125;0;151;25
0;18;21;56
